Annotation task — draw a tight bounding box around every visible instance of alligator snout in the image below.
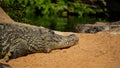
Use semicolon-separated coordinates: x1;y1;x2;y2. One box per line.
67;34;79;45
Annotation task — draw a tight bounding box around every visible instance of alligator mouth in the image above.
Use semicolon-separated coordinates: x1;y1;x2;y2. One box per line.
54;34;79;49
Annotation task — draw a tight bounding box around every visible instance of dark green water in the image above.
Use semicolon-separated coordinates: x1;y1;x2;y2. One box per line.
24;16;98;32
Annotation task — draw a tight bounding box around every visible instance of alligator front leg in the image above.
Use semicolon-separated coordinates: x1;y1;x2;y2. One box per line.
3;39;28;62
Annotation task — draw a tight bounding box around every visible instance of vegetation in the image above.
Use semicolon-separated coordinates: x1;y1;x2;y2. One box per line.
0;0;105;31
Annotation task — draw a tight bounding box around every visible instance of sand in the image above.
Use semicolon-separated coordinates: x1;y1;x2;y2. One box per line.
0;7;120;68
1;32;119;68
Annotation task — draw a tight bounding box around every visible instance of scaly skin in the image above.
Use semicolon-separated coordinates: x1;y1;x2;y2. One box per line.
76;22;120;33
0;22;79;62
0;63;11;68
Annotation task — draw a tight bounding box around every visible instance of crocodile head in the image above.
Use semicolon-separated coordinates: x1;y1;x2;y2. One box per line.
53;34;79;49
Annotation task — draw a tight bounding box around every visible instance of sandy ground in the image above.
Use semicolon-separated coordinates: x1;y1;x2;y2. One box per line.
0;7;120;68
0;32;119;68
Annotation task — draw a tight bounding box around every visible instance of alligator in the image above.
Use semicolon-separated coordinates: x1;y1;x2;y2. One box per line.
76;22;120;33
0;22;79;68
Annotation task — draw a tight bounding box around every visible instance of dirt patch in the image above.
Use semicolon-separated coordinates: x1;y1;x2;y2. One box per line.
0;7;14;23
1;32;119;68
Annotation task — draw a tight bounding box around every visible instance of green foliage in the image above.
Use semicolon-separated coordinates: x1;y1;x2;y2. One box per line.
1;0;105;31
2;0;67;17
1;0;67;20
1;0;98;18
68;2;96;17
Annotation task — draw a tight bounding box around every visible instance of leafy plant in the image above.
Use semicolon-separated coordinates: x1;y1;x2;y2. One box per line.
68;1;96;17
0;0;105;31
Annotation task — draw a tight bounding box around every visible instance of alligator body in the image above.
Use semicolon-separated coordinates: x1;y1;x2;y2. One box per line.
76;22;120;33
0;22;79;62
